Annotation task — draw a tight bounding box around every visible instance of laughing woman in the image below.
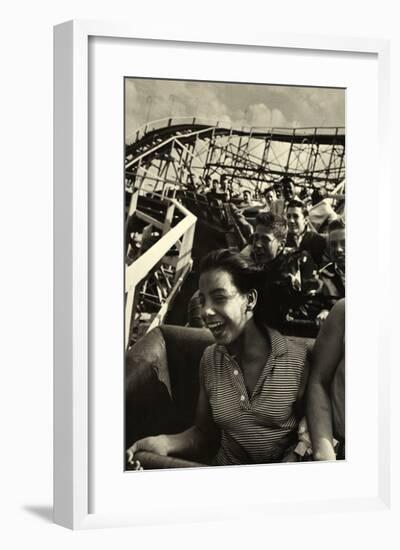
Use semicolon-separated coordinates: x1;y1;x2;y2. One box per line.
127;249;309;467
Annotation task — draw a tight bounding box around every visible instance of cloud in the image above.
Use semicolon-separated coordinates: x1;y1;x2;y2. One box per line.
125;78;345;140
245;103;288;127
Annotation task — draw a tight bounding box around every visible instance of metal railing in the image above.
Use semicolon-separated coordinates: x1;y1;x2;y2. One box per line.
126;116;345;146
125;192;197;348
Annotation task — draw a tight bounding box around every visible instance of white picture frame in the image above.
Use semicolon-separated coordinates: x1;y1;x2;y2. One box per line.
54;20;393;531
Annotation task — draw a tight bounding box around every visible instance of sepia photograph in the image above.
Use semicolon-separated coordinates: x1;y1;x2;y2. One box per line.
124;77;345;470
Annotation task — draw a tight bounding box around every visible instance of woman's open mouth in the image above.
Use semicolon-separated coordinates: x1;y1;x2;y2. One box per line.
207;321;225;337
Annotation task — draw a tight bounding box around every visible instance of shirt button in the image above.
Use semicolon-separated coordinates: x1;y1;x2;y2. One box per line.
240;395;245;402
233;369;239;376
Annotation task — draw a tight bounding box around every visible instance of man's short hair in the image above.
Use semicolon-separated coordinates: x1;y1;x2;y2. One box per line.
255;211;288;241
280;176;294;187
328;218;345;232
262;183;275;193
286;198;309;217
280;176;296;198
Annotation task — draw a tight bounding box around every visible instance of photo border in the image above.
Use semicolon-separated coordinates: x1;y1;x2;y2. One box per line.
54;19;391;530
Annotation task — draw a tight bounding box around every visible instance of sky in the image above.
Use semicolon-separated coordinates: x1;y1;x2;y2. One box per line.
125;78;345;141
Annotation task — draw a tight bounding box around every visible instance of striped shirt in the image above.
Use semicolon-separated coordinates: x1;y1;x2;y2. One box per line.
200;327;308;465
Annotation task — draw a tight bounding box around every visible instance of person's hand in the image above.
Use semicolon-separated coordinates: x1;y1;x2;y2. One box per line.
130;459;144;471
313;439;337;461
316;309;330;325
298;416;309;437
126;435;171;465
293;417;313;459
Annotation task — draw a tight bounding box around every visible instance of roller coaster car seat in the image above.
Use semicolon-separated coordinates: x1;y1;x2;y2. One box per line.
125;325;214;468
125;324;313;469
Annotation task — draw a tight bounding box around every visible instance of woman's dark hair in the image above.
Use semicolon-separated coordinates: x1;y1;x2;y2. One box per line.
199;248;261;295
198;248;283;329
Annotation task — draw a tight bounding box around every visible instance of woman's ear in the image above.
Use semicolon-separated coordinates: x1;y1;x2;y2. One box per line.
246;289;258;312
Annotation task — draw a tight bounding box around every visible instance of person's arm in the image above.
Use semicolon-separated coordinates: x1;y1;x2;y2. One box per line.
126;364;219;464
306;299;345;460
230;204;254;242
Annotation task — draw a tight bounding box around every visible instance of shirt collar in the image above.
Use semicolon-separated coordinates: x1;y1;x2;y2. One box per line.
265;325;288;358
297;230;307;246
216;325;287;360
